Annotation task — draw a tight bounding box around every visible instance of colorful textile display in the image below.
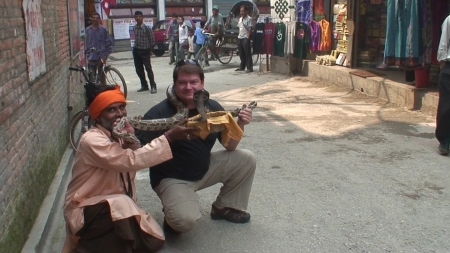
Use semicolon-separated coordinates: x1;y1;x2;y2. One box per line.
384;0;421;67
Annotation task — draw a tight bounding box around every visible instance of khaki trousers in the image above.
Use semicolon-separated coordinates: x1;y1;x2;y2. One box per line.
154;149;256;233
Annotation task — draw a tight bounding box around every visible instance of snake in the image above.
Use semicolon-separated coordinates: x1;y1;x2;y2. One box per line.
112;84;257;143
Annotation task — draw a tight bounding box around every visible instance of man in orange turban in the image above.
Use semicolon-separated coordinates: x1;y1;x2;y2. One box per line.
62;84;198;253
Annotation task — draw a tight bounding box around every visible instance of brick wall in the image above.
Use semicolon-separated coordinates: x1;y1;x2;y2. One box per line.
0;1;84;252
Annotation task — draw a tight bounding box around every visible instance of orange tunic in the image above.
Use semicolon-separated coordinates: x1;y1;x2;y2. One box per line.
319;19;331;51
62;125;173;253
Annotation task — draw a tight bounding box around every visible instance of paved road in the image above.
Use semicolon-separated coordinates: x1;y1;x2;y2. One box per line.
34;52;450;253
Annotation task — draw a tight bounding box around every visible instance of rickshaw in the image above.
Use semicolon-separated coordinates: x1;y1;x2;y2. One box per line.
223;0;260;65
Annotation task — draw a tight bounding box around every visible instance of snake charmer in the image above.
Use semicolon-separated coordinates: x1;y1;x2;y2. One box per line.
62;84;198;253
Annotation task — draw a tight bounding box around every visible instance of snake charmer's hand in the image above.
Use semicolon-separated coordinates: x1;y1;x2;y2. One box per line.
113;118;135;135
164;119;200;142
237;104;253;126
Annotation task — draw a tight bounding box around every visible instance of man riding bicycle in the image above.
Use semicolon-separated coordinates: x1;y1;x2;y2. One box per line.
203;5;224;60
85;12;113;83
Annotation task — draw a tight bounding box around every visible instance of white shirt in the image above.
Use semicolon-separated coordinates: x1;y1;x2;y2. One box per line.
179;23;188;43
438;15;450;62
238;16;252;39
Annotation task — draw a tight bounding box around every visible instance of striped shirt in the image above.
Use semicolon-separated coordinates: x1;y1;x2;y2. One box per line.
133;23;155;50
438;15;450;62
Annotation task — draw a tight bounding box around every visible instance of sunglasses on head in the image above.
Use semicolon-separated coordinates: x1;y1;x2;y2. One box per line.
175;59;200;67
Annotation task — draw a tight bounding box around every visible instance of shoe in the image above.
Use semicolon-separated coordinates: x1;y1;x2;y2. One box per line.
151;86;157;94
438;143;449;156
235;68;244;71
163;219;181;235
137;87;149;92
246;70;253;73
210;203;250;223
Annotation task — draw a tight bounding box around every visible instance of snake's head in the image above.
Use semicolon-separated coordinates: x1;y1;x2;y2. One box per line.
193;89;210;102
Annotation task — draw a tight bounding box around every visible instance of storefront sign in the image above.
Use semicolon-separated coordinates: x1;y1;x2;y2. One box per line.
23;0;46;81
113;18;154;40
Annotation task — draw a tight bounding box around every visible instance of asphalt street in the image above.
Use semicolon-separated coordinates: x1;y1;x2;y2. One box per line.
29;51;450;253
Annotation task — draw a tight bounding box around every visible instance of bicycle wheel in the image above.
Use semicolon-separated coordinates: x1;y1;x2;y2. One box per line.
69;110;92;151
104;67;128;98
197;47;207;69
217;44;233;64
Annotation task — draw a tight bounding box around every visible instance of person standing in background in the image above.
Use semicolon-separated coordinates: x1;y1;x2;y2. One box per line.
85;12;113;84
435;15;450;155
168;14;179;65
132;11;157;94
178;16;188;61
187;29;195;59
236;5;253;73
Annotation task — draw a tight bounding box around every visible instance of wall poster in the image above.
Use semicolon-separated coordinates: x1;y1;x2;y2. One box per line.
68;0;86;59
23;0;46;81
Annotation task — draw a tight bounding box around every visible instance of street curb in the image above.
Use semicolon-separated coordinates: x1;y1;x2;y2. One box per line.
22;147;75;253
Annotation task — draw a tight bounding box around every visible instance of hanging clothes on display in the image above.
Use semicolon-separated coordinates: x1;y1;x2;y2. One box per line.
420;0;433;65
309;20;321;52
274;22;286;57
285;21;297;55
384;0;421;67
319;19;331;51
297;0;312;24
293;22;310;59
313;0;326;21
253;23;265;55
262;22;275;55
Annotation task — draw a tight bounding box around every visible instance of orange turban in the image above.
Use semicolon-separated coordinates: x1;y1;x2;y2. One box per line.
89;86;126;119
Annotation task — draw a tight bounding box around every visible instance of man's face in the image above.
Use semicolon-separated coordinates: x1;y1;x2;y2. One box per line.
174;72;204;105
178;18;184;25
91;14;100;26
172;16;178;22
135;14;143;25
97;102;127;131
240;7;246;17
213;9;219;16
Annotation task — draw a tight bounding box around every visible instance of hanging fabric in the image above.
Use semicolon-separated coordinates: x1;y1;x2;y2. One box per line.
384;0;421;67
262;22;276;55
309;20;322;52
293;22;310;59
274;22;286;57
285;21;296;55
313;0;326;21
318;19;331;51
297;0;312;23
253;23;265;55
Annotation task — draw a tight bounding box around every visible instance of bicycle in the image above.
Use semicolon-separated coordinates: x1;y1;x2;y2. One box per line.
196;32;233;69
68;49;127;151
85;47;127;97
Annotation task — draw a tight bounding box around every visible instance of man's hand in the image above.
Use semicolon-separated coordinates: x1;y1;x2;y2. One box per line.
165;119;200;141
237;104;253;126
113;118;135;135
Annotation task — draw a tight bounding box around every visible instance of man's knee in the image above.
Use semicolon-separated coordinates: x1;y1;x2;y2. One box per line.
236;149;257;170
165;204;200;233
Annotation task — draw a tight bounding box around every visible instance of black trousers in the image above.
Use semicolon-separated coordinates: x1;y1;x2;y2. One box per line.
169;40;179;63
238;38;253;71
133;48;156;89
436;62;450;145
75;202;164;253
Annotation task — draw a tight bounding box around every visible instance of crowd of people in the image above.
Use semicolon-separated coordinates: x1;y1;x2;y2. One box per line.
63;6;257;253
